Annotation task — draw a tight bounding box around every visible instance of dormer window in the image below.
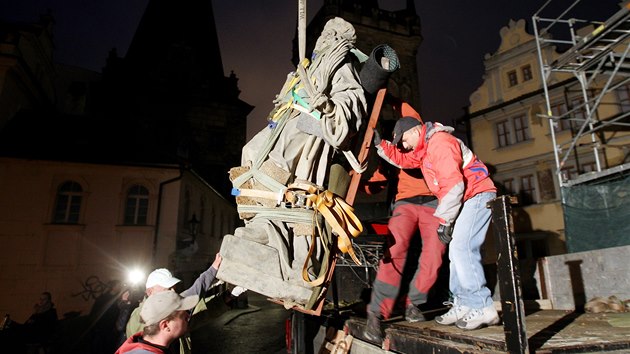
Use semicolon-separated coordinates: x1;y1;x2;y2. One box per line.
508;70;518;87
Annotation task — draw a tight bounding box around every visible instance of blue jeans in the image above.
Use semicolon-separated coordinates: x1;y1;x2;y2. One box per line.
449;192;496;309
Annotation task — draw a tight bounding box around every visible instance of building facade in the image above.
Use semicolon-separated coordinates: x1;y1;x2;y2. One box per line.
0;159;237;322
467;17;630;259
0;1;243;322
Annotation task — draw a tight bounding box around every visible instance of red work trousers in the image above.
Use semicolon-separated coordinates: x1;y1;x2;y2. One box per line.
368;203;446;319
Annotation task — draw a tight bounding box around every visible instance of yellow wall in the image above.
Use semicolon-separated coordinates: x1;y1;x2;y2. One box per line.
0;158;237;322
466;17;630;259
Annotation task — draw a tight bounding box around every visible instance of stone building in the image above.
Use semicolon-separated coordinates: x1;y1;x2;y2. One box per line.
0;0;244;322
466;9;630;261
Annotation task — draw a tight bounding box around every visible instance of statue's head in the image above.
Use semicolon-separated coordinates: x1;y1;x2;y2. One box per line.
314;17;356;52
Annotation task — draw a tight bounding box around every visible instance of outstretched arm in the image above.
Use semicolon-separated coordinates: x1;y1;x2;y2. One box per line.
375;139;423;169
181;253;222;297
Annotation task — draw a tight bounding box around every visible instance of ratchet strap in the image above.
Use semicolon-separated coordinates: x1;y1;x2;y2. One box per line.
301;190;363;286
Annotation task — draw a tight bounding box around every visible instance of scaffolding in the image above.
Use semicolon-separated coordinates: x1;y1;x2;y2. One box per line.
533;0;630;188
533;1;630;252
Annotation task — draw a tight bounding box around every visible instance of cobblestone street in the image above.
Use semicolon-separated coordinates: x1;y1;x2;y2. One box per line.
192;292;291;354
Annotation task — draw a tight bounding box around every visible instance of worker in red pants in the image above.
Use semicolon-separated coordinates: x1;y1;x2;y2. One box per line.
363;100;447;344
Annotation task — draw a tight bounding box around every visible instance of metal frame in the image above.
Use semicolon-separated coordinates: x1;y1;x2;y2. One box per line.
533;0;630;189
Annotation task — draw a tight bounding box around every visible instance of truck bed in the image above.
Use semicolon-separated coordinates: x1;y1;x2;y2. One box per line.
344;310;630;353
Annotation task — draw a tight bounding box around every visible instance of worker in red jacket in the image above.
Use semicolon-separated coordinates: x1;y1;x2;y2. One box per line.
363;102;447;343
374;117;500;331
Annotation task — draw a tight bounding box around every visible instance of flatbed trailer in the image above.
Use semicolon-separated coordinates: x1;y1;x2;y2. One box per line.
290;196;630;354
344;309;630;353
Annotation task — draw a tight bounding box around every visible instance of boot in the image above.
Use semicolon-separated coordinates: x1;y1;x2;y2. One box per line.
405;303;426;323
363;311;383;343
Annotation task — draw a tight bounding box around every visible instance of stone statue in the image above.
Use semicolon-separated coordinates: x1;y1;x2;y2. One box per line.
217;17;368;309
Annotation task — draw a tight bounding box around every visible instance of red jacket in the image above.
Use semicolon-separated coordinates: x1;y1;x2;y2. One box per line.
115;332;167;354
363;166;432;201
364;98;432;201
377;122;495;224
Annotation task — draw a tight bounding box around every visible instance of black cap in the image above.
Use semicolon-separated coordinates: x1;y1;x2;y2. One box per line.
392;117;421;145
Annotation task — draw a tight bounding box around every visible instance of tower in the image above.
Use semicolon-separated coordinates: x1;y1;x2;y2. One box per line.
99;0;253;197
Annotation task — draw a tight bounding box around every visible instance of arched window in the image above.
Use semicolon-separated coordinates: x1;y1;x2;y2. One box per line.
124;184;149;225
52;181;83;224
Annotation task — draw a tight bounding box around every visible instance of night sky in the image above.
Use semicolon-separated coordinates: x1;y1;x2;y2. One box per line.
0;0;618;139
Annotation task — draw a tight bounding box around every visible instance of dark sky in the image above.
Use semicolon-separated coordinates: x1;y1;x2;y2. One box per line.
0;0;618;139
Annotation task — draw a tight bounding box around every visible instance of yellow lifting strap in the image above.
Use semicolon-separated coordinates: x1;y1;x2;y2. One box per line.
301;190;363;286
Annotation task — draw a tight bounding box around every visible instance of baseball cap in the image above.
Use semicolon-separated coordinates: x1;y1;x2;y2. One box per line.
145;268;181;289
140;290;199;326
392;116;421;145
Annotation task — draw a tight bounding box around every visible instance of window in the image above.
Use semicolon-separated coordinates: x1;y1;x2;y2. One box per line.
507;70;518;87
495;115;530;148
537;169;556;201
53;181;83;224
570;97;587;122
513;114;530;142
124;185;149;225
551;101;572;131
521;65;533;81
581;161;599;173
519;175;536;204
617;84;630;112
496;120;510;147
502;178;514;195
561;166;578;181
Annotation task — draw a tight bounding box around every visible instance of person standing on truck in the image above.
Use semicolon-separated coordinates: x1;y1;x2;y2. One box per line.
373;117;500;331
363;102;447;343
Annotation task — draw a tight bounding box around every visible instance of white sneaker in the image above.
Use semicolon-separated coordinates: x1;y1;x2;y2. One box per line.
435;302;470;325
455;305;500;330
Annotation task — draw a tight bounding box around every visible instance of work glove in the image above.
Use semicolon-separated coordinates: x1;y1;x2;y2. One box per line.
373;129;382;146
437;222;454;245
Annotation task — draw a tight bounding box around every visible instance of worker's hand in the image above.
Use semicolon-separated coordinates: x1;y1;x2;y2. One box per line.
310;93;334;114
437;223;454;245
121;290;130;302
373;129;382;146
211;253;222;270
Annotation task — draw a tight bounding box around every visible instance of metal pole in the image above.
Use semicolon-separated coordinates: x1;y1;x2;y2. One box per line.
298;0;307;61
533;15;564;191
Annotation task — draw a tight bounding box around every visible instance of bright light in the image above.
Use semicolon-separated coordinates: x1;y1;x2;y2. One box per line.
127;268;145;285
